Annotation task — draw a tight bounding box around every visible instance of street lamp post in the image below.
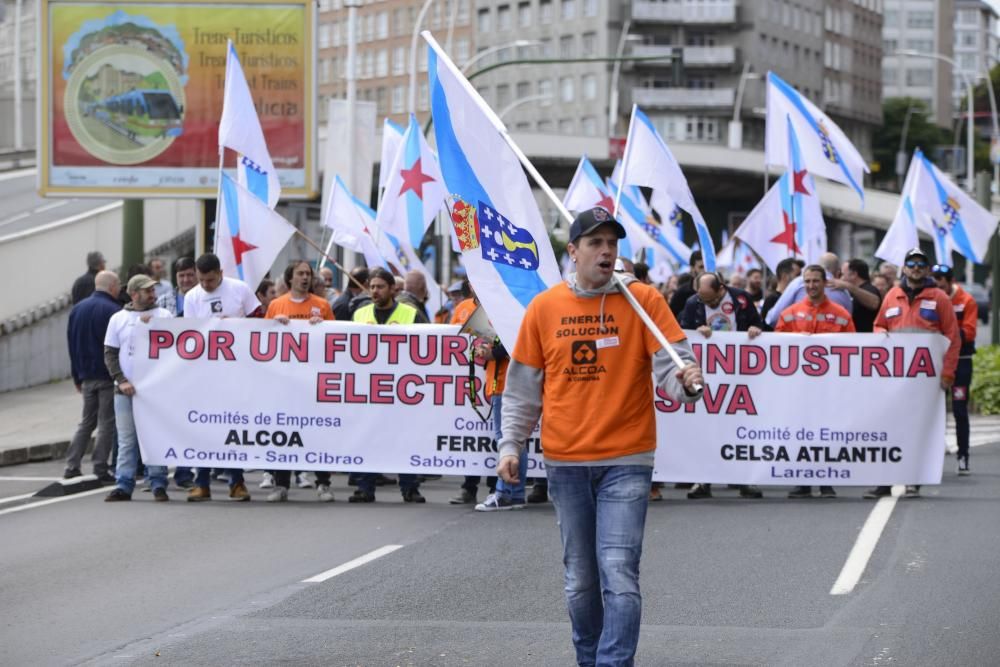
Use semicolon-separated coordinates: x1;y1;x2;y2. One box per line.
728;62;761;150
461;40;541;74
608;20;642;137
498;93;553;120
408;0;436;113
895;49;975;192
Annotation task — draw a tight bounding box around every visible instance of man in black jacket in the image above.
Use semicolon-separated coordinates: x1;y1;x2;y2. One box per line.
71;251;106;304
680;272;764;499
64;270;121;480
331;267;370;321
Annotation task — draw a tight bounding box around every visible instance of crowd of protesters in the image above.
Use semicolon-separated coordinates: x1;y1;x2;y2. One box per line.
63;240;976;506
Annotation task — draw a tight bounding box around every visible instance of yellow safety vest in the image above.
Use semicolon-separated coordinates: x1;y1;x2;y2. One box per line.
352;302;418;325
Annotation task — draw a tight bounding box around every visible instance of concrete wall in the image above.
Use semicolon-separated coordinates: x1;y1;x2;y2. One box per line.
0;307;70;392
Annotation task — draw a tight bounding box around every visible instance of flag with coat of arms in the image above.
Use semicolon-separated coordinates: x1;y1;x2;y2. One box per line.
218;40;281;209
425;32;560;349
216;173;296;292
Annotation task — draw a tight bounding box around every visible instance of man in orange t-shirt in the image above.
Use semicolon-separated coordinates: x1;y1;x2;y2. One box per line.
497;207;704;665
263;261;335;502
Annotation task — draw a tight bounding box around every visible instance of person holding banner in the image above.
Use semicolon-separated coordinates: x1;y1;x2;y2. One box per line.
184;253;261;503
775;264;856;499
679;271;764;500
263;261;336;503
350;267;427;504
865;248;960;500
497;207;704;666
932;264;977;476
104;275;175;502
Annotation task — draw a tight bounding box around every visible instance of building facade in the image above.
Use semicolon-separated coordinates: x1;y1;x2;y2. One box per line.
953;0;998;111
0;0;37;150
881;0;956;127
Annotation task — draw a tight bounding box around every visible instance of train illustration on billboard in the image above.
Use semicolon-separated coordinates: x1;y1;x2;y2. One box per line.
83;88;184;142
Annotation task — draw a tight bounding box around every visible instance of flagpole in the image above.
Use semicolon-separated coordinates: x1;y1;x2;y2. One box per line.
613;105;638;218
422;31;699;383
213;149;225;256
296;229;369;293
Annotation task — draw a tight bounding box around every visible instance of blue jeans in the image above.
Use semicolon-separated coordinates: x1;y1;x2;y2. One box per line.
492;395;527;502
547;465;653;667
113;394;167;494
195;467;244;489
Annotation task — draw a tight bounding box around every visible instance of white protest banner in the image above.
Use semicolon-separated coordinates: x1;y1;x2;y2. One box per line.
655;331;948;486
132;323;948;485
131;319;541;476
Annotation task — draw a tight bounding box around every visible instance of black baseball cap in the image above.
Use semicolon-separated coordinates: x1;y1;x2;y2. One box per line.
568;207;627;244
904;247;929;263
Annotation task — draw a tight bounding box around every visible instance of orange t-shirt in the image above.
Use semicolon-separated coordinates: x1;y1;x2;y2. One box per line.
774;297;856;333
485;356;509;398
450;298;477;325
513;281;687;462
265;293;334;321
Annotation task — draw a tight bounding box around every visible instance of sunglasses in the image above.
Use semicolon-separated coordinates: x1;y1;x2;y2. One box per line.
905;260;928;268
931;264;951;274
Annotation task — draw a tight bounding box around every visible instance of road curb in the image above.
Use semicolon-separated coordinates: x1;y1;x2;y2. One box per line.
35;475;104;497
0;440;71;467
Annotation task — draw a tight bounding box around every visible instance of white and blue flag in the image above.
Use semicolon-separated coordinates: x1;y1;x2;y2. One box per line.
425;32;560;349
218;40;281;208
216;173;295;292
765;71;867;205
379;118;406;189
323;174;391;272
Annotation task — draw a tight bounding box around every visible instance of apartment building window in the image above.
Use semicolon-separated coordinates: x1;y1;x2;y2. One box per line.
906;11;933;29
907;39;933;52
331;21;342;48
498;5;511;30
560;76;575;102
540;0;553;24
365;14;375;42
319;59;330;84
376;49;388;77
393;8;406;36
583;0;598;18
883;38;897;52
540;37;554;57
419;47;428;73
582;73;596;100
431;2;442;29
560;35;575;58
364;51;374;79
581;116;597;136
457;0;470;25
456;38;470;65
538;119;553;132
319;0;330;11
418;83;429;112
959;32;977;48
516;81;531;97
538;78;553;99
518;2;531;27
376;12;388;40
562;0;575;20
581;32;596;55
515;121;531;131
477;8;491;32
497;84;511;109
375;87;387;115
559;118;575;133
906;68;932;86
393;47;406;75
958;9;978;25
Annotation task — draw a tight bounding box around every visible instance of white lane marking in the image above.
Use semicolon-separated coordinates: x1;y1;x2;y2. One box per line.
0;492;37;505
0;476;65;481
0;168;35;182
0;211;29;228
830;485;903;595
0;486;107;517
301;544;404;583
33;200;69;214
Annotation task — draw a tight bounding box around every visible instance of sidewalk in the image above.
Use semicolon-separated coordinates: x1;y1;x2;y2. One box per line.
0;379;80;465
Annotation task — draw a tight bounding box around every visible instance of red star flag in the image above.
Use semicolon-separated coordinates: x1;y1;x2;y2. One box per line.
216;172;296;292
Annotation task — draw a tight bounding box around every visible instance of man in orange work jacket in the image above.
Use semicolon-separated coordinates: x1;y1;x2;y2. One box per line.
776;264;855;500
865;247;960;500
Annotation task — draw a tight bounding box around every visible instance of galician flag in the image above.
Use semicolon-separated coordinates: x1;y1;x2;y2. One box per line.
765;71;868;205
218;40;281;208
618;105;717;270
425;32;560;349
323;175;391;272
216;173;296;291
379;118;406;189
376;113;447;249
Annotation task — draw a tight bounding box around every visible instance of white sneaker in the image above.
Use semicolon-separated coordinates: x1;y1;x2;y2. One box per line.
259;472;275;489
266;487;288;502
295;473;314;489
317;484;335;502
475;493;526;512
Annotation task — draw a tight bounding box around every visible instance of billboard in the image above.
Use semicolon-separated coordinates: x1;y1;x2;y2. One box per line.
39;0;315;198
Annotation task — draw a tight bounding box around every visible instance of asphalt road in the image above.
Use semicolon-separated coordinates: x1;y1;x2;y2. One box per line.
1;441;999;667
0;169;116;238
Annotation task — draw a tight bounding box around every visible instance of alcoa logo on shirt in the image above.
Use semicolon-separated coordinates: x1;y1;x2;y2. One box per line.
449;197;539;271
565;339;607;381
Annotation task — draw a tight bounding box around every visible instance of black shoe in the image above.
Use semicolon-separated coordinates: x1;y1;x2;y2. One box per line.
402;488;426;503
787;486;812;499
819;486;837;498
375;474;397;487
418;474;442;481
104;488;131;502
449;489;476;504
348;490;375;503
687;483;713;499
153;487;170;502
863;486;891;499
174;478;195;489
739;485;763;499
94;472;116;484
527;484;548;504
63;468;83;479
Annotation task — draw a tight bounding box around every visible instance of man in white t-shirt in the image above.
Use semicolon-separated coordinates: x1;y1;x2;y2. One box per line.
184;253;261;502
104;275;174;502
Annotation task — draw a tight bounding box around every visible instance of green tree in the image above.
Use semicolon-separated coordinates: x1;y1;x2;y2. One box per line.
872;98;950;188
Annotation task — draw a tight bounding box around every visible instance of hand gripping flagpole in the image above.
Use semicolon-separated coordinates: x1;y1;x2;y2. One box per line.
421;31;700;391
